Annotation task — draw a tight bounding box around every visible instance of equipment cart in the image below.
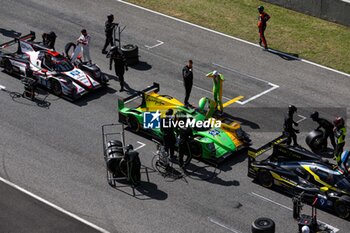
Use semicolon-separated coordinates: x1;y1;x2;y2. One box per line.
102;123;150;196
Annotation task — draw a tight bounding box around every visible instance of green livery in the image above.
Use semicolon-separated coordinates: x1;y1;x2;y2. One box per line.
118;83;250;163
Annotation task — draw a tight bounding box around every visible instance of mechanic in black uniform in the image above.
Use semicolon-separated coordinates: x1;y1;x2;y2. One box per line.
102;14;116;54
178;127;193;170
182;60;193;106
108;46;128;92
42;33;49;47
161;109;176;160
42;31;57;50
310;111;336;149
283;105;300;146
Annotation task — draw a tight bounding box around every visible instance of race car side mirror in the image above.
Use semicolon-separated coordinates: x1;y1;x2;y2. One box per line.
320;187;329;192
42;69;48;75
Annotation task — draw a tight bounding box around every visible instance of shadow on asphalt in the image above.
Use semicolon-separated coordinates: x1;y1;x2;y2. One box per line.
129;60;152;71
112;179;168;201
105;73;138;95
0;28;22;38
215;111;260;130
135;181;168;200
185;161;240;187
73;86;117;106
218;150;248;172
267;48;299;61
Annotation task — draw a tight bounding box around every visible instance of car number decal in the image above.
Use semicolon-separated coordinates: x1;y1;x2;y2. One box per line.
70;70;80;76
209;129;220;136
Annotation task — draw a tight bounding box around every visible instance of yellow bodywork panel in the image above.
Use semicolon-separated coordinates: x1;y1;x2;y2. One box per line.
302;165;337;192
138;93;184;116
220;122;243;148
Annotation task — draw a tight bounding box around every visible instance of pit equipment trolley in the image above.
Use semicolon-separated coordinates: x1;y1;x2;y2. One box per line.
102;123;150;196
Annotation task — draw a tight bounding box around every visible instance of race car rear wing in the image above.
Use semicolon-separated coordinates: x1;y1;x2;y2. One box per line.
248;135;286;162
0;31;36;49
117;82;160;109
248;135;326;168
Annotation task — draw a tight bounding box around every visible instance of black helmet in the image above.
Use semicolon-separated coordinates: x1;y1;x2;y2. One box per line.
49;31;57;38
310;111;319;120
288;105;297;113
166;109;174;116
258;6;264;12
107;14;114;20
126;144;133;151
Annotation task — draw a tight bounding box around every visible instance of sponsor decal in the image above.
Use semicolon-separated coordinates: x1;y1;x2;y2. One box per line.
143;110;221;129
143;111;161;129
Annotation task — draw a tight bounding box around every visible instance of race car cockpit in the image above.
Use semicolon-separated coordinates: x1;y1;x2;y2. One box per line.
39;51;74;72
41;53;54;70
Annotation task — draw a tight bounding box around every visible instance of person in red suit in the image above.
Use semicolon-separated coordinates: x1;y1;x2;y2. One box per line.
257;6;270;50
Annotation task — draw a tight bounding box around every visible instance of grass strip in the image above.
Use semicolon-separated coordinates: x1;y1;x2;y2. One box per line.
126;0;350;74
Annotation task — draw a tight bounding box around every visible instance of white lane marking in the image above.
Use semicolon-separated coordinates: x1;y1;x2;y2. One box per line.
116;0;350;78
145;40;164;49
321;223;341;233
213;63;272;85
177;81;279;106
208;217;242;233
251;192;292;211
212;63;280;105
0;177;110;233
267;48;350;78
296;114;307;124
238;83;279;105
176;79;231;101
134;141;146;151
116;1;256;46
250;192;339;232
0;85;6;90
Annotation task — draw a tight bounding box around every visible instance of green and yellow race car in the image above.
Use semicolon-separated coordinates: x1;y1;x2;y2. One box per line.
117;83;250;163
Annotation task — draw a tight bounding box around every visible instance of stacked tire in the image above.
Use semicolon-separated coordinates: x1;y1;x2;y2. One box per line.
121;44;139;66
251;218;275;233
106;140;124;177
124;150;141;185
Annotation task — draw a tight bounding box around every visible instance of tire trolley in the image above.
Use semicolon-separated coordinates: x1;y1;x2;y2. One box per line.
102;123;150;196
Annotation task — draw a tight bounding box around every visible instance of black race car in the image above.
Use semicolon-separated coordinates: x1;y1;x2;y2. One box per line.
248;136;350;219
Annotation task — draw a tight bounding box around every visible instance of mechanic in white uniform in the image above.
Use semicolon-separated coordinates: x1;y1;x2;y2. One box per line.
76;29;91;64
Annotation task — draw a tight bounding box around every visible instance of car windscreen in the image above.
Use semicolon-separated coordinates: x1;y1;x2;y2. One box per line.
53;59;74;72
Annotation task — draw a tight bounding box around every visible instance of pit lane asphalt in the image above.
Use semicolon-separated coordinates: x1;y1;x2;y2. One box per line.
0;0;349;232
0;180;102;233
